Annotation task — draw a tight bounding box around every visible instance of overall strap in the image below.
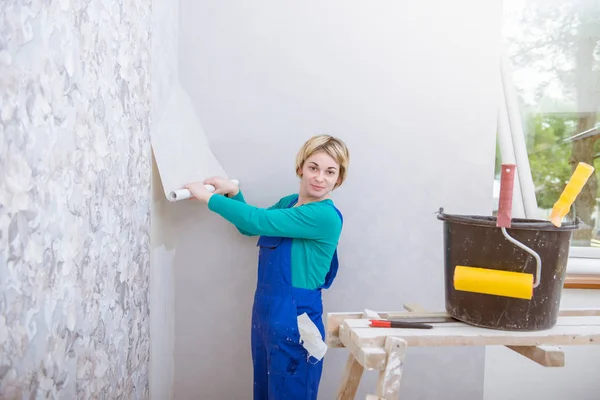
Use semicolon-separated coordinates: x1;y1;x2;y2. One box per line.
287;195;299;208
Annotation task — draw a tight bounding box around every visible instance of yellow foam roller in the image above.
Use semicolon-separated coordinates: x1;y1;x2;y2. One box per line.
550;162;595;227
454;265;534;300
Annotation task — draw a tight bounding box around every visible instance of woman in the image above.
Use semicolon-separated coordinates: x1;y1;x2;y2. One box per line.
184;134;350;400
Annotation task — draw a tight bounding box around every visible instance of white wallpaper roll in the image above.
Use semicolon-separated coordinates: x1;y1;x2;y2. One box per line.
167;179;239;202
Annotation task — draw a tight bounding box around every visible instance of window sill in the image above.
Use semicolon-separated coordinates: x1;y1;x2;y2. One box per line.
564;275;600;289
565;255;600;289
569;246;600;259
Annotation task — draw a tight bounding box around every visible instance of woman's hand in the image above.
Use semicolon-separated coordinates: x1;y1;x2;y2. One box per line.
203;176;239;197
183;182;213;203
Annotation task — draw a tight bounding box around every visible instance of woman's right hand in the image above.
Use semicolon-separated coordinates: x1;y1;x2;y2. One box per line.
203;176;239;197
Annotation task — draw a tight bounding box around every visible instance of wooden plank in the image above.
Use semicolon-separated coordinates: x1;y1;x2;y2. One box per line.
505;345;565;367
336;354;364;400
358;348;388;371
401;304;457;322
327;311;451;347
403;303;428;313
325;305;600;348
559;308;600;317
374;336;407;400
326;308;600;348
403;303;569;368
336;310;387;399
327;312;354;348
332;305;599;399
564;275;600;289
343;317;600;348
345;315;600;331
339;321;387;371
330;311;450;320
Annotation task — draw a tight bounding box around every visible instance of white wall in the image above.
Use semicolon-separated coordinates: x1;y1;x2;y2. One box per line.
484;289;600;400
173;1;502;398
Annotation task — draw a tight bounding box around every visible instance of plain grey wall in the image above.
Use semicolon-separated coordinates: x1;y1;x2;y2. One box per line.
173;1;501;398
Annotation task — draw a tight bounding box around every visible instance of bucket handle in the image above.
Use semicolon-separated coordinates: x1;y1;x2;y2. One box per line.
500;227;542;288
497;164;542;289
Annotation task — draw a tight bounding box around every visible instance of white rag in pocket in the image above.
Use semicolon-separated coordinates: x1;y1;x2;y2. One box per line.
297;312;328;361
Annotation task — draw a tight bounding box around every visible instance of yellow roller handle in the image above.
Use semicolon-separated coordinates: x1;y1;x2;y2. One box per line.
550;162;595;227
454;265;534;300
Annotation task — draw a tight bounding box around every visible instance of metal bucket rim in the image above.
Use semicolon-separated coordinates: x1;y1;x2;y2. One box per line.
436;207;581;231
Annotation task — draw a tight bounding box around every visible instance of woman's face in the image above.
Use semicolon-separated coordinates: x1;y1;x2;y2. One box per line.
298;151;340;200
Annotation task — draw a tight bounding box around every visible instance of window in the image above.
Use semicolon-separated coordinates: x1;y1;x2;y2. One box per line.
496;0;600;277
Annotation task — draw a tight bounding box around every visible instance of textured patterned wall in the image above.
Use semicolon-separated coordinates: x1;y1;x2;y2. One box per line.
0;0;152;398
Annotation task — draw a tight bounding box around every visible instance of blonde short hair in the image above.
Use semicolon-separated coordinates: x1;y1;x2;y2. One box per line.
295;135;350;189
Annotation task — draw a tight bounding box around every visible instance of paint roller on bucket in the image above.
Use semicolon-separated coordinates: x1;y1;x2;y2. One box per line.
453;162;595;300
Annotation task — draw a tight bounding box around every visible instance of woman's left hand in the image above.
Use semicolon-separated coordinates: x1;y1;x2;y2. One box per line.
184;182;213;203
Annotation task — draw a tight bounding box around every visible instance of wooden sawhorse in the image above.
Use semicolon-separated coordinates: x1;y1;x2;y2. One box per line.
326;304;600;400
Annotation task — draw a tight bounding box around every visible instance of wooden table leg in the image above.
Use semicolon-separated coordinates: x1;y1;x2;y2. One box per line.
373;336;407;400
364;304;411;399
337;353;365;400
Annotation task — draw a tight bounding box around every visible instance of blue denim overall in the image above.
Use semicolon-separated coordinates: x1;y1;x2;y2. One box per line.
251;195;343;399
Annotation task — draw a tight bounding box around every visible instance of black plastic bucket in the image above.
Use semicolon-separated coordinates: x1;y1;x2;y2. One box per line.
436;208;580;331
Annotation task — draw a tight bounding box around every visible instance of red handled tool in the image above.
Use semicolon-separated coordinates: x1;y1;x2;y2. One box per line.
369;320;433;329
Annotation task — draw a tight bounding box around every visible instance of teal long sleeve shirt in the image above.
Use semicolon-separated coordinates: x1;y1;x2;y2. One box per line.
207;191;343;290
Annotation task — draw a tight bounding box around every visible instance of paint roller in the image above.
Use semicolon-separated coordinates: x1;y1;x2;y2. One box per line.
454;163;540;300
549;162;595;227
454;162;595;300
168;179;240;202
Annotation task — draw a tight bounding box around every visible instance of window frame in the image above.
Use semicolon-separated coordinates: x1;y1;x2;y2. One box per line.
498;50;599;287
